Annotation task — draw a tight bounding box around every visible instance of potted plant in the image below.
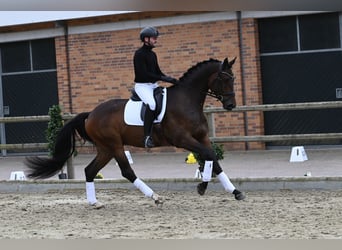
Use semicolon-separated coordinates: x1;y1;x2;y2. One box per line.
192;142;225;177
46;105;67;179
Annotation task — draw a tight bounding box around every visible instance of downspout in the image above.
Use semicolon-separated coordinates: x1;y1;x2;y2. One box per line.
64;21;73;114
237;11;249;150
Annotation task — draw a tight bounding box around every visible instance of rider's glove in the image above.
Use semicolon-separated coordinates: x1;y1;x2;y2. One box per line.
161;75;178;85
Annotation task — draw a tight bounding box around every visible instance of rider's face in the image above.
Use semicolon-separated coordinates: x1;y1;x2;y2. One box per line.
144;36;158;47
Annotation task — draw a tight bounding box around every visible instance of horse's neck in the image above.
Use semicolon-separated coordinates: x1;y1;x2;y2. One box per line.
182;63;219;107
185;62;218;88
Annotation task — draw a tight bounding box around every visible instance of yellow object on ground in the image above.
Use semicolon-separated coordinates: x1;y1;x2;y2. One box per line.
185;153;197;164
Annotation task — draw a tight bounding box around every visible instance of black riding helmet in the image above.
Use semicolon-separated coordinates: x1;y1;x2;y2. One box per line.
140;26;159;41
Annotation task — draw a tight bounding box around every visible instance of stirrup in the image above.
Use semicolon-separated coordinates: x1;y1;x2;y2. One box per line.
144;136;154;148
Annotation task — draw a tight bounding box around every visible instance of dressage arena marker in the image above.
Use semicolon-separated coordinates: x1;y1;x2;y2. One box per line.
194;169;202;179
290;146;308;162
9;171;26;180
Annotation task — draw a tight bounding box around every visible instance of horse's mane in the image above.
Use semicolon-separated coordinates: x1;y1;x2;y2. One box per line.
179;58;220;83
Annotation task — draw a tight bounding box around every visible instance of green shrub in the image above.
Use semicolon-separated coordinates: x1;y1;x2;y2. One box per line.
46;105;63;156
193;142;225;167
94;173;104;179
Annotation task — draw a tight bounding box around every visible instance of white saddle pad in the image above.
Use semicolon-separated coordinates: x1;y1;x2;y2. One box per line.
124;88;167;126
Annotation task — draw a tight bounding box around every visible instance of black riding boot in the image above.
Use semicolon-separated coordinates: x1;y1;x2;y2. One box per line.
143;106;156;148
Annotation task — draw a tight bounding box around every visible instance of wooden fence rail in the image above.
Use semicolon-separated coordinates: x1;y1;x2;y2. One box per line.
204;100;342;143
204;101;342;113
0;101;342;150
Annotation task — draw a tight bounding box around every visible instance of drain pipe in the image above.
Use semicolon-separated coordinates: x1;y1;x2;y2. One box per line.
63;21;73;114
237;11;249;150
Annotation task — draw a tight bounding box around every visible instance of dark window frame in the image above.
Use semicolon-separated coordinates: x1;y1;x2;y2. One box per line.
1;38;56;74
258;12;341;55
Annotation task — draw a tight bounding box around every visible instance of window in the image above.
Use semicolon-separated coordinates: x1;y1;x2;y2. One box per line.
31;39;56;70
258;12;341;54
1;42;30;73
299;12;340;50
258;16;297;53
1;39;56;73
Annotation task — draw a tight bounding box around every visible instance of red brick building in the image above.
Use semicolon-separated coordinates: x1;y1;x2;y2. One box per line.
1;11;340;153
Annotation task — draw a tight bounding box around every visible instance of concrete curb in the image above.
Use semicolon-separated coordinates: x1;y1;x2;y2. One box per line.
1;177;341;193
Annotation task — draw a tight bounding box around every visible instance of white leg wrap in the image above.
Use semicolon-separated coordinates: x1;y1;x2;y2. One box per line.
134;178;154;198
202;160;213;182
217;172;236;193
86;182;97;205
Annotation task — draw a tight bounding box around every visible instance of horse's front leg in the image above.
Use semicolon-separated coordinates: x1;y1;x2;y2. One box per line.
196;159;217;195
114;149;164;207
197;160;245;200
183;140;246;201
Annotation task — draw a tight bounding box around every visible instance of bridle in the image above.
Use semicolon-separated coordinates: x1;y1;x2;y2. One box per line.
206;71;236;102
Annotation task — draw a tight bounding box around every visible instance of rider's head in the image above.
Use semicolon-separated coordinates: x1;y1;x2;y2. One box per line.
140;26;159;48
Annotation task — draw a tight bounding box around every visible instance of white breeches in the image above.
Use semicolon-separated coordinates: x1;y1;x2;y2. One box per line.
134;82;159;110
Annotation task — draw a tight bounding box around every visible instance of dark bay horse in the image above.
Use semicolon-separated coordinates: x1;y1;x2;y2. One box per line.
25;57;245;208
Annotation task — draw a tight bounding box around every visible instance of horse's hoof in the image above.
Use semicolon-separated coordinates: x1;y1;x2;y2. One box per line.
197;183;206;196
90;202;105;209
234;191;246;201
152;193;164;208
154;198;164;208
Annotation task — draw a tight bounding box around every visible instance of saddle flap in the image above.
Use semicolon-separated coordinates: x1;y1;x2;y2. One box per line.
130;87;164;121
124;88;167;126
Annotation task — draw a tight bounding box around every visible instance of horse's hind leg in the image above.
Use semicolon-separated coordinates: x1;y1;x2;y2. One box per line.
84;152;112;209
113;147;163;207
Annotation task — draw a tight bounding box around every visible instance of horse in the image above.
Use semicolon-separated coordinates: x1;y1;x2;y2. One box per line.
25;57;246;208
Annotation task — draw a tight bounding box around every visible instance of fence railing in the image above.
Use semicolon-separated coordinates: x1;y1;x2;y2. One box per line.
204;100;342;142
1;101;342;150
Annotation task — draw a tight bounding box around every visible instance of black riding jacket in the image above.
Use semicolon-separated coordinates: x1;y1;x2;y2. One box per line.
134;44;165;83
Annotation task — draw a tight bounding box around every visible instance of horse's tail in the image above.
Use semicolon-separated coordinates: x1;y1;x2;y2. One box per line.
25;112;91;179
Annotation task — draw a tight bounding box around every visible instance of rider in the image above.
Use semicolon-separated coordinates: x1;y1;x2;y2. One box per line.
134;26;178;148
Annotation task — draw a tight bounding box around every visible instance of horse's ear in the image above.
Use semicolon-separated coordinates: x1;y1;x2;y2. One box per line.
222;58;229;70
229;57;237;67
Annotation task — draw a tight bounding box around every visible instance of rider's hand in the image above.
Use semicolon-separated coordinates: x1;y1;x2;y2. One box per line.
161;76;178;85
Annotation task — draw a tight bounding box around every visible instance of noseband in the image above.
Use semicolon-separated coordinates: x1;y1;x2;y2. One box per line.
206;71;235;102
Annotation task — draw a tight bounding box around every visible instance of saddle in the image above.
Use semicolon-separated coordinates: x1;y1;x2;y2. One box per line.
130;87;164;121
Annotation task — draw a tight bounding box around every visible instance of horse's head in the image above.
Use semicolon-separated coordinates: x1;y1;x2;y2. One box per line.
208;57;237;110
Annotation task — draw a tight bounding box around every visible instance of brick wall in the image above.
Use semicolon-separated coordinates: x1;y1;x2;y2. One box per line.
53;13;264;151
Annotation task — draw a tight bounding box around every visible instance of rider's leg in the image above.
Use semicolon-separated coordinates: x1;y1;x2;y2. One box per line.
134;83;157;148
143;105;156;148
